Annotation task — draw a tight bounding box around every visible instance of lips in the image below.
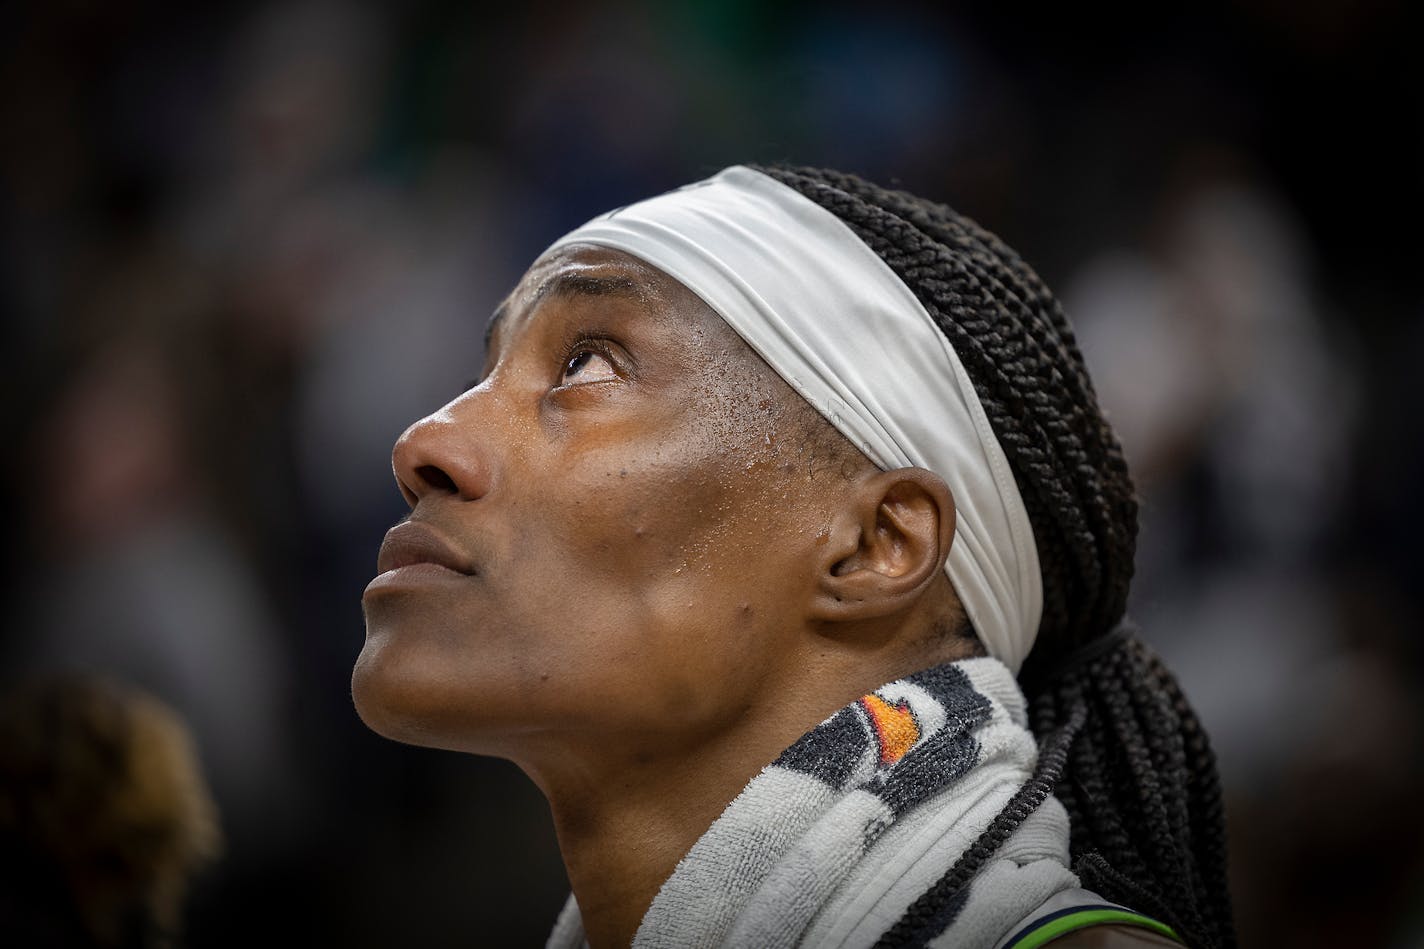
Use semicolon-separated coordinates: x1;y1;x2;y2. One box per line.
376;520;476;577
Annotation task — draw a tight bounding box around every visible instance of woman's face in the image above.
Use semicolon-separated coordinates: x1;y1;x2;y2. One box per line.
353;245;847;762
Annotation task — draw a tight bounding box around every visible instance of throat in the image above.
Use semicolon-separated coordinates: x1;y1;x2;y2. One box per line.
531;683;839;948
544;760;745;949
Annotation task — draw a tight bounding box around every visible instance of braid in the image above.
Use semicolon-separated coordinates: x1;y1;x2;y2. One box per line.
1034;640;1236;949
751;164;1235;948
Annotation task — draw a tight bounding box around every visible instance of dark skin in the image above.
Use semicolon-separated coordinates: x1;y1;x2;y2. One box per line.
353;245;977;948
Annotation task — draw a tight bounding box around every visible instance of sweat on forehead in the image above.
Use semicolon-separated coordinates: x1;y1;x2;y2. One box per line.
485;246;694;352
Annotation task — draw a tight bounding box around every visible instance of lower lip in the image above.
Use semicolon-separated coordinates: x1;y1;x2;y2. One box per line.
363;562;472;597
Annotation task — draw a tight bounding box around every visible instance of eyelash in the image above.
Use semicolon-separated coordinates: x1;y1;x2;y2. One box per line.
458;333;624;396
555;334;620;385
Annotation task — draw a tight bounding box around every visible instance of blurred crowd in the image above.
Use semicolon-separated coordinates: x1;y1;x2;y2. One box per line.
1;1;1419;946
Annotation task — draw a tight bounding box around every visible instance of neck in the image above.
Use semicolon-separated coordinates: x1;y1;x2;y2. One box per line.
544;750;744;948
528;671;838;948
524;635;980;948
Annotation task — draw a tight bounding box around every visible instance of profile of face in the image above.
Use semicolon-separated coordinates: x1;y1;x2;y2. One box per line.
353;245;903;768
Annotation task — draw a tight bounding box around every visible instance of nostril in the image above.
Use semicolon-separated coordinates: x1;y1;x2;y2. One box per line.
417;464;458;494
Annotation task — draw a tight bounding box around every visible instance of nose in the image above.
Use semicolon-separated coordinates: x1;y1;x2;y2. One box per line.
390;399;492;508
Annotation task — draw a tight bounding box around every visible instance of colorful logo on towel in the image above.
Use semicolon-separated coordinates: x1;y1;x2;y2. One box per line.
773;664;987;801
859;693;919;766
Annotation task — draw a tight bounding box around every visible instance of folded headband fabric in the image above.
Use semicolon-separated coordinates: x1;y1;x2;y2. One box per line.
542;165;1043;672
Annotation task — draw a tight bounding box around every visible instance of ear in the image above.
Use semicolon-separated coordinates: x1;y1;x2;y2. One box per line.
808;467;956;623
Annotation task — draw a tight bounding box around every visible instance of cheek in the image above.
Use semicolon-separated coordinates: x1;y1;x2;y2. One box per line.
485;470;795;729
511;443;722;578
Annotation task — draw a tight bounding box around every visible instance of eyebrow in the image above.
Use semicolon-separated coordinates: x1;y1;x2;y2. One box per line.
483;270;644;353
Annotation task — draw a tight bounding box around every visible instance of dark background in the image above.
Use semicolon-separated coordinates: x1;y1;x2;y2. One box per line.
2;1;1421;946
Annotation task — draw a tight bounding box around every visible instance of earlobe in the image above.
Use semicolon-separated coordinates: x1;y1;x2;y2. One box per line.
809;468;956;623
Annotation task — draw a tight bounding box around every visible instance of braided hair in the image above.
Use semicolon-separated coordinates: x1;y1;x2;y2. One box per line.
749;164;1236;949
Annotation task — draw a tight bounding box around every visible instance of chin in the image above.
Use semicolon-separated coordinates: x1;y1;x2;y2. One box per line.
350;636;522;756
350;638;447;746
351;643;410;741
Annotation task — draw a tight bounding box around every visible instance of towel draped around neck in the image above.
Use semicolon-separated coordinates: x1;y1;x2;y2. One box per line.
548;657;1101;948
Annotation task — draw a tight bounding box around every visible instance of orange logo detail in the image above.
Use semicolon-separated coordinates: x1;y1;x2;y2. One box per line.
860;693;919;766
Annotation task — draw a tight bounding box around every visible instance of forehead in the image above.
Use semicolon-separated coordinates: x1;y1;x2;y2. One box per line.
487;244;732;352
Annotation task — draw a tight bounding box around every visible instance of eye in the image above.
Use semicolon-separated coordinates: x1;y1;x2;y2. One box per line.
560;346;619;386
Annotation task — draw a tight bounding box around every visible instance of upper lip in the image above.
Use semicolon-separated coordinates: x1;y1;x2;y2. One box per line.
377;520;476;576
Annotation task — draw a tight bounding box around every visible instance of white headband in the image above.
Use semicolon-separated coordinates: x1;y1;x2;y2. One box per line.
543;165;1043;672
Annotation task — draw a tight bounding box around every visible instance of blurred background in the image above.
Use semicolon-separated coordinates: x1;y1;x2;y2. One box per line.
1;1;1420;946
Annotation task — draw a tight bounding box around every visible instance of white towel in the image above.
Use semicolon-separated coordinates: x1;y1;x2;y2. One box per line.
547;657;1088;949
